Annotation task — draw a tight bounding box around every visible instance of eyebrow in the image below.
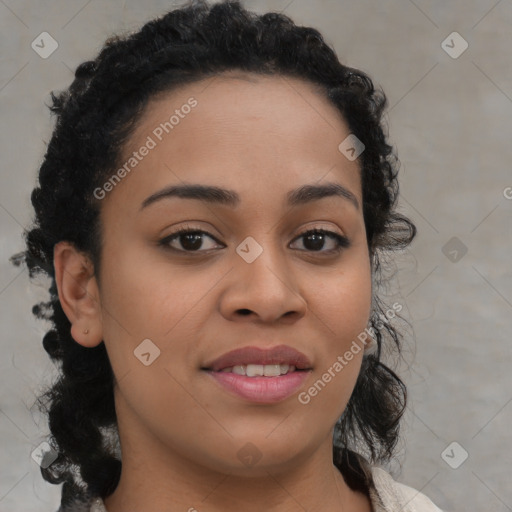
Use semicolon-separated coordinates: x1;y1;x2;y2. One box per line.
140;182;359;211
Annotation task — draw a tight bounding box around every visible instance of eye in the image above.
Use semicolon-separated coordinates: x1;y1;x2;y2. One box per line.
159;227;224;253
290;229;350;254
159;226;350;255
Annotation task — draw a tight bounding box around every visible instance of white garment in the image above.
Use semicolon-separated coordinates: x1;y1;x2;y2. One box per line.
87;466;443;512
369;467;443;511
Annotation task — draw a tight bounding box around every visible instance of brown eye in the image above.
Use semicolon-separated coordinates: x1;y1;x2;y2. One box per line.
290;229;350;254
159;227;350;255
160;228;223;253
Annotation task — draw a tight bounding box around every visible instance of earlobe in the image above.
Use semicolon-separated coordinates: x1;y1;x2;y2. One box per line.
53;241;103;347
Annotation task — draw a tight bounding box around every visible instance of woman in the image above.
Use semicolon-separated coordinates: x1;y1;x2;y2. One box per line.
13;0;444;510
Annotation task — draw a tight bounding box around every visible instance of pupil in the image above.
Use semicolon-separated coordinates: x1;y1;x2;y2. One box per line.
182;233;203;251
305;232;324;251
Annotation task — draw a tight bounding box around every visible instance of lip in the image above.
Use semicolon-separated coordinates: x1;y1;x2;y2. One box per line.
206;370;311;403
202;345;313;403
203;345;313;372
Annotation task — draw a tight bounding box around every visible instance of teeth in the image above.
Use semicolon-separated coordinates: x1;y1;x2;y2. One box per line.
232;365;246;375
263;364;283;377
220;364;296;376
246;364;263;377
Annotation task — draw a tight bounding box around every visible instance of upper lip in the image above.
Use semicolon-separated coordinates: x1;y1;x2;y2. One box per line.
203;345;313;372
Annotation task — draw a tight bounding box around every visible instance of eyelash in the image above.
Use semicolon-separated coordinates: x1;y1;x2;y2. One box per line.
158;226;351;255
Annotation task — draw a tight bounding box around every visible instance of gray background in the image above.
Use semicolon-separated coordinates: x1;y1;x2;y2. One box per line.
1;0;511;510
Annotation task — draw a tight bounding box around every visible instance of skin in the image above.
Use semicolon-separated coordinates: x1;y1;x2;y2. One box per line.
54;72;374;512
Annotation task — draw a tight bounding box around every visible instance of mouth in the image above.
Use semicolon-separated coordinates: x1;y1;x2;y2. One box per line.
201;345;312;403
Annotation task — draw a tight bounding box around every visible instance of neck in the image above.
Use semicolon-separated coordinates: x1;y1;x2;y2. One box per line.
103;395;372;512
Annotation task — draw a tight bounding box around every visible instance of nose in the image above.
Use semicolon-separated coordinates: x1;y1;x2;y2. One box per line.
219;240;307;324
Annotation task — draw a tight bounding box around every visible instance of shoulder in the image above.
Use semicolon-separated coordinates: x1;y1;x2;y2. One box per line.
369;466;444;512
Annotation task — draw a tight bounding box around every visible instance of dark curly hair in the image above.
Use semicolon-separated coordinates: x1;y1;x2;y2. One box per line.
10;0;416;508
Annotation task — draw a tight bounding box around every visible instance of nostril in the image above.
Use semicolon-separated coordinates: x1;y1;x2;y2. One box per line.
237;309;252;316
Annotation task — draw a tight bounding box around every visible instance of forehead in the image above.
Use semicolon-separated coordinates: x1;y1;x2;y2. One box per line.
104;72;362;215
130;71;352;159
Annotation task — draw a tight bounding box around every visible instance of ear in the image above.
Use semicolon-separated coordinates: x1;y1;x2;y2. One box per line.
53;241;103;347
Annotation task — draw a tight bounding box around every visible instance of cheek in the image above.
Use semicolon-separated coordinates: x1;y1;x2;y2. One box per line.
313;257;372;339
99;243;191;334
98;246;226;378
301;255;371;414
297;293;369;427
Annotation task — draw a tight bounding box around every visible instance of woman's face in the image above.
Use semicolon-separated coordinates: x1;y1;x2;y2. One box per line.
83;73;372;475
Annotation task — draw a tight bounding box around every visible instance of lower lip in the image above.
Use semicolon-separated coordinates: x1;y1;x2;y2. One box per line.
205;370;311;403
